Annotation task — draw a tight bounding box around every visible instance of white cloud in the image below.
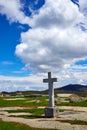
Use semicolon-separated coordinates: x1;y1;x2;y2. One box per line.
0;0;87;91
0;74;46;92
15;0;87;73
54;65;87;88
0;0;30;24
30;0;83;29
79;0;87;13
0;65;87;92
79;0;87;25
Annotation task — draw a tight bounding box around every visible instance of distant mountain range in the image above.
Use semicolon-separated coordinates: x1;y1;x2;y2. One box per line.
54;84;87;94
1;84;87;95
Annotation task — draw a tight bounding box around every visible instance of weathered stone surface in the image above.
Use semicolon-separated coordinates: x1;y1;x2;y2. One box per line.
43;72;57;107
43;72;59;117
45;107;59;118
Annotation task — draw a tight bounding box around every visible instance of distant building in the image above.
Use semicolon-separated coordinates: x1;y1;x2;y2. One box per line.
1;94;10;97
0;92;3;97
1;92;10;97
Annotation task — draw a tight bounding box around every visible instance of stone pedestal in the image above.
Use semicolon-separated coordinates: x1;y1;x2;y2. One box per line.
45;107;59;118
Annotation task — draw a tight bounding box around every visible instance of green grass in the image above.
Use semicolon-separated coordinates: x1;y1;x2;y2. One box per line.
59;109;64;112
6;109;32;113
25;108;44;115
1;95;87;107
57;100;87;107
7;108;65;119
58;119;87;125
0;99;25;107
6;108;45;119
9;114;44;119
0;96;48;107
0;120;55;130
6;108;44;115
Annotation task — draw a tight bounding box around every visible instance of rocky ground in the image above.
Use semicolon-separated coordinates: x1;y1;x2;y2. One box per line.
0;106;87;130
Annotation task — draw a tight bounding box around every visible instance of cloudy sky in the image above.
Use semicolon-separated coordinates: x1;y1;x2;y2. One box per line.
0;0;87;92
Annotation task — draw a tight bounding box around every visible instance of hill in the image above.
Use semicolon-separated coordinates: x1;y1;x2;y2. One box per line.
1;84;87;96
54;84;87;94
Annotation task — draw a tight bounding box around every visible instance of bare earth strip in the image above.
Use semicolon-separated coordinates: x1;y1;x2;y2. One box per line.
4;98;25;100
0;107;25;110
58;106;87;112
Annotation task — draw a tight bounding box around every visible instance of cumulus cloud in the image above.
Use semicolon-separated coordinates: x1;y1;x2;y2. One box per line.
29;0;83;28
0;0;30;24
79;0;87;27
79;0;87;13
15;0;87;73
0;0;87;91
0;68;87;92
0;74;45;92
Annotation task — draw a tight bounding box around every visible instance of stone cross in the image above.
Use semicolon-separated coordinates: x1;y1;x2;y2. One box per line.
43;72;57;107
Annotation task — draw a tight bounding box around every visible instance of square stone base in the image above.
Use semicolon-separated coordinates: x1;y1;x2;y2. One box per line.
45;107;59;118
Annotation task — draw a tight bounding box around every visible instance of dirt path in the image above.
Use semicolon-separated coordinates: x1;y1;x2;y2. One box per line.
58;106;87;112
0;114;87;130
0;107;25;110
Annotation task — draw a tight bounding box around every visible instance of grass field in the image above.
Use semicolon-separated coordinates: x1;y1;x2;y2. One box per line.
0;120;55;130
0;95;87;107
6;108;45;118
57;100;87;107
58;119;87;125
0;96;48;107
0;95;87;129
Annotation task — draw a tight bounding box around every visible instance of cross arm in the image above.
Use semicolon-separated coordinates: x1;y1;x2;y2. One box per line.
43;78;57;83
51;78;57;82
43;79;48;83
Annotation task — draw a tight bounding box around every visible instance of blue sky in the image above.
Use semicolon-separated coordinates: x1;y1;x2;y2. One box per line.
0;15;30;76
0;0;87;92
